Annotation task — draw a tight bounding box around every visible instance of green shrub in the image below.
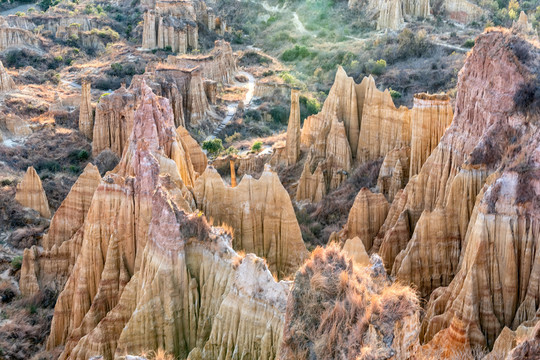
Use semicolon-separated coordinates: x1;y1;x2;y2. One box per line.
270;105;289;125
225;146;238;155
463;39;475;48
251;141;263;152
15;11;25;16
11;256;23;271
1;179;12;186
389;88;402;99
281;45;311;62
366;59;387;76
244;109;262;122
202;138;224;155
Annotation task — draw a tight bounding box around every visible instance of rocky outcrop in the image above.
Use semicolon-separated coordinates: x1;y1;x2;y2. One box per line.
296;161;326;202
15;166;50;218
280;245;419;359
377;147;410;202
300;68;410;167
409;93;453;177
133;65;212;128
356;76;411;163
0;25;40;51
444;0;483;23
286;89;301;166
342;236;371;267
513;11;534;34
176;125;207;175
403;0;430;18
194;165;309;278
93;70;212;157
45;83;287;360
19;164;101;297
92;84;136;157
42;163;101;250
377;0;405;30
167;40;236;84
79;80;93;140
376;30;540;351
0;60;14;92
346;188;389;251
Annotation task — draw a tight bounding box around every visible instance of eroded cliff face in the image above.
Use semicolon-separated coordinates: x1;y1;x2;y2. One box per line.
298;68;411;202
377;146;410;202
346;188;389;251
167;40;236;84
409;93;453;178
15;166;51;218
194;165;309;278
92;84;136;157
19;164;101;297
46;83;198;357
92;67;213;157
280;245;420;359
43;82;287;360
370;30;540;352
444;0;483;23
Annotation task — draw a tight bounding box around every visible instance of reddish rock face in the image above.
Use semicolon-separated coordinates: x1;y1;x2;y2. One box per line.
384;29;540;351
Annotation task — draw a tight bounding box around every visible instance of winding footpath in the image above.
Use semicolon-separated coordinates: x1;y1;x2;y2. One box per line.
206;70;255;140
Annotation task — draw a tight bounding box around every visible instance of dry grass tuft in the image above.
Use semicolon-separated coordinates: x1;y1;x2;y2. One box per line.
280;244;419;359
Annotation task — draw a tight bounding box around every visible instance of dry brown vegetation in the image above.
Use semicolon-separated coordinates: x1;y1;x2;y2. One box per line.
280;244;418;359
0;287;57;360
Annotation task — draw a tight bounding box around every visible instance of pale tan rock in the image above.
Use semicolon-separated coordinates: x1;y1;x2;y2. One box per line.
0;60;15;92
15;166;50;218
377;0;404;30
132;65;212;128
346;188;389;251
409;93;453;177
42;163;101;250
45;84;288;359
377;146;410;202
356;76;411;163
92;84;136;157
342;236;371;267
296;161;326;202
286;89;301;166
230;158;236;187
0;27;40;51
79;80;93;140
194;165;309;278
176;125;207;175
403;0;430;18
513;11;533;33
46;83;196;357
167;40;236;83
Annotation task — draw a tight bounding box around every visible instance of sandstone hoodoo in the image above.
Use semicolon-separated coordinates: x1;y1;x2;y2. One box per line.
79;80;93;140
15;166;51;218
42;83;287;360
286;89;301;166
374;29;540;353
3;0;540;356
409;93;453;177
194;165;309;279
142;0;225;54
19;163;101;296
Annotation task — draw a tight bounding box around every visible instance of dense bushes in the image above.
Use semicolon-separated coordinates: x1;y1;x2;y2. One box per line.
514;78;540;115
202;138;224;155
281;45;312;62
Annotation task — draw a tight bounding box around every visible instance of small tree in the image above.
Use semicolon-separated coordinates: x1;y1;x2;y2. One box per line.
202;138;224;155
251;141;263;153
